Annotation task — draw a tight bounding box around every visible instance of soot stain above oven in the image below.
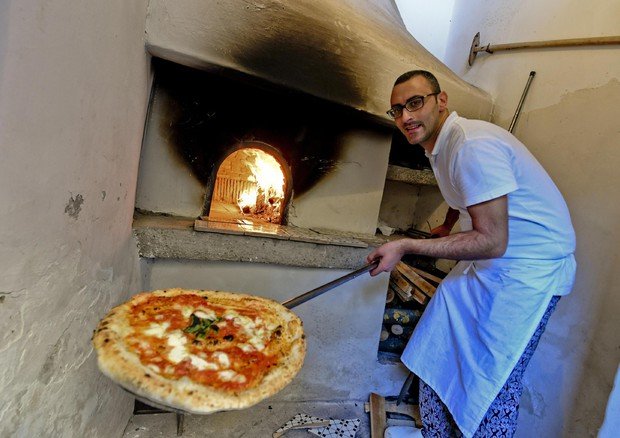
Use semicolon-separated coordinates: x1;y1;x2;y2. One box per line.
229;16;366;111
153;59;369;197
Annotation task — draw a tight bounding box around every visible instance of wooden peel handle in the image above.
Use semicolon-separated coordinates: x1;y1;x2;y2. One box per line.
479;35;620;53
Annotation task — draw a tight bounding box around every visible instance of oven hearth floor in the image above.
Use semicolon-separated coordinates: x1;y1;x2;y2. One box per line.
133;213;393;269
123;400;371;438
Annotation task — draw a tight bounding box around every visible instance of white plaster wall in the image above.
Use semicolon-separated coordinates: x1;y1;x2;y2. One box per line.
402;0;620;435
141;259;408;401
395;0;456;60
288;129;391;234
378;181;421;232
0;0;150;436
135;90;206;218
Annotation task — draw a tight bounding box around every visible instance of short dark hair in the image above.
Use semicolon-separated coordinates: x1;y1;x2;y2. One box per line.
394;70;441;93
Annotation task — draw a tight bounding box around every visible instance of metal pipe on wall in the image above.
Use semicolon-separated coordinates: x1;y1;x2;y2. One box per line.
509;71;536;133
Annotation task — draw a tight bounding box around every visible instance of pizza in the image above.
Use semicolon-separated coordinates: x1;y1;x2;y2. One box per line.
92;288;306;414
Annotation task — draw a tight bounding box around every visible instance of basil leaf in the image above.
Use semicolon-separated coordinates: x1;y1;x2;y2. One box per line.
184;313;221;338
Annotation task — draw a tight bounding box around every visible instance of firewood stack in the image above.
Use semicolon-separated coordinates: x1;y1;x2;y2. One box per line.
379;261;444;356
390;261;441;306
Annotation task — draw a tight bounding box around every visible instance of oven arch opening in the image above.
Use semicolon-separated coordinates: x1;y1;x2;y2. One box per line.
204;142;292;225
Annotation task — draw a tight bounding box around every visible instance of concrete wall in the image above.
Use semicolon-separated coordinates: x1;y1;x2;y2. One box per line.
401;0;620;435
286;129;391;234
0;0;150;436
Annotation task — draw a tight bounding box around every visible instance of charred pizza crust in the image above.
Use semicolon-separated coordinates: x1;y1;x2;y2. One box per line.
92;288;305;414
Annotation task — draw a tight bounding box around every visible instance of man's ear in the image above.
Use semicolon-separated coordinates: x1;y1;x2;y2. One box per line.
437;91;448;111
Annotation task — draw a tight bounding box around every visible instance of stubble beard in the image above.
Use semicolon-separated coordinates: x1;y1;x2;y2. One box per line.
401;123;430;146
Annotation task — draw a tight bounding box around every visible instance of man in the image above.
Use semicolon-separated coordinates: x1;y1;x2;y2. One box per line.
368;70;576;437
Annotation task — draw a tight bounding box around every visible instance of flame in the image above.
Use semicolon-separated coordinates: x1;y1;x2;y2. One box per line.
238;187;259;207
237;149;285;221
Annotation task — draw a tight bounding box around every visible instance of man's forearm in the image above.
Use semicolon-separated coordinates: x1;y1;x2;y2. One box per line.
368;196;509;276
398;229;506;260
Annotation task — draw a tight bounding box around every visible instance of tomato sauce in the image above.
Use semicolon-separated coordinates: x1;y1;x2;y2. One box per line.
125;294;278;392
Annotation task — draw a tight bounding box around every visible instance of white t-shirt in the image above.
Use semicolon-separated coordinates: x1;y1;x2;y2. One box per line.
427;111;575;259
401;112;576;437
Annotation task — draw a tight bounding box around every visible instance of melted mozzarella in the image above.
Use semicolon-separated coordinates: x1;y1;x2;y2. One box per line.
167;331;189;364
144;322;170;337
248;330;266;351
180;306;193;319
218;370;246;383
189;355;219;371
194;309;217;320
213;351;230;368
229;315;268;351
164;330;221;371
223;310;239;320
238;343;255;353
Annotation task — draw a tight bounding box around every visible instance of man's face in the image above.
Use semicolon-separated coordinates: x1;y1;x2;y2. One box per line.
390;76;448;150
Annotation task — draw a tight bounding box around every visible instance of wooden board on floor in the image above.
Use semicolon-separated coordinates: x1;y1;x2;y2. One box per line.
366;393;422;435
369;392;386;438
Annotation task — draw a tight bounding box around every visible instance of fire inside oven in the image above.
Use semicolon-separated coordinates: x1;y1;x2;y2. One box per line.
209;143;291;224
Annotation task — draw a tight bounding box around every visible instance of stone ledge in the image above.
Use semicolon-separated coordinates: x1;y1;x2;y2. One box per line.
386;165;437;186
133;214;390;269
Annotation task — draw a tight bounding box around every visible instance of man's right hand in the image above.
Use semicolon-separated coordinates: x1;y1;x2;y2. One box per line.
366;239;406;276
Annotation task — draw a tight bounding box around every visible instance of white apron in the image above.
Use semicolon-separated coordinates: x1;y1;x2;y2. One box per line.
401;255;575;437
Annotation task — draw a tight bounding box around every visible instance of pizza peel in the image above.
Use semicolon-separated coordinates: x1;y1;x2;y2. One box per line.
121;261;379;415
115;261;379;415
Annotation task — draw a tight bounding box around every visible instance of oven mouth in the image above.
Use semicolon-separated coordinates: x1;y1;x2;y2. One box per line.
205;141;292;225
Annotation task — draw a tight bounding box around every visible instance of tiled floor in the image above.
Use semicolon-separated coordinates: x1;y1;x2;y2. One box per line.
123;400;371;438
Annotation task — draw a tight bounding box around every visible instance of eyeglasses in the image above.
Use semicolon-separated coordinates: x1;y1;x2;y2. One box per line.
386;92;440;119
